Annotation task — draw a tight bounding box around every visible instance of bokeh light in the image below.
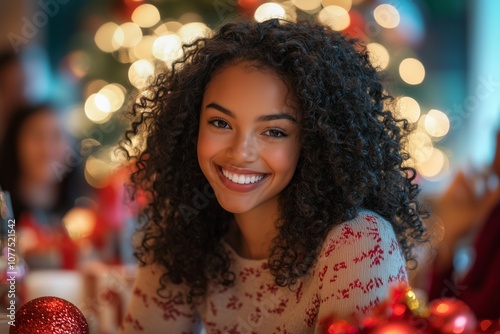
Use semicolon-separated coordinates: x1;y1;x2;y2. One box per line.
155;21;183;35
84;93;113;123
374;4;400;29
254;3;286;22
62;208;96;240
424;109;450;138
152;33;183;64
397;96;421;123
293;0;322;13
318;6;351;31
128;59;155;88
399;57;425;85
116;22;143;48
417;148;449;179
132;4;161;28
321;0;352;11
94;22;121;53
98;83;126;112
66;50;91;78
366;42;390;70
132;35;155;60
408;130;434;162
177;22;212;44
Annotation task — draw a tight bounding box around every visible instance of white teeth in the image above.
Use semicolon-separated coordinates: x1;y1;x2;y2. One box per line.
221;168;265;185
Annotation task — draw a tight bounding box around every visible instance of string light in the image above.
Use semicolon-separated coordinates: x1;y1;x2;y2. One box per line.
131;4;161;28
84;94;113;123
397;96;421;123
117;22;143;48
152;33;183;64
424;109;450;138
87;1;450;182
399;58;425;85
318;5;350;31
366;42;390;70
321;0;352;11
374;4;400;29
128;59;155;88
254;3;286;22
292;0;322;14
94;22;121;53
417;147;449;179
177;22;212;44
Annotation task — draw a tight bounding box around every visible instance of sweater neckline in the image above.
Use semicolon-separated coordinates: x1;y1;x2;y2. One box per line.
221;240;268;265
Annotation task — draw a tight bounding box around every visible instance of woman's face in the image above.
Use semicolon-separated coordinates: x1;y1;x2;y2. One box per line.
17;110;67;184
197;63;300;214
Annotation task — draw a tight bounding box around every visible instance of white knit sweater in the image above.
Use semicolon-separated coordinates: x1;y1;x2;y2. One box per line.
120;210;407;334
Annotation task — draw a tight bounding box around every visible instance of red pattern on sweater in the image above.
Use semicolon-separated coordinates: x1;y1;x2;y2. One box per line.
121;210;408;334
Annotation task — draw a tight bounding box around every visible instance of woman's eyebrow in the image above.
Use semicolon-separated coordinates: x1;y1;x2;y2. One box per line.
205;102;297;123
206;102;235;118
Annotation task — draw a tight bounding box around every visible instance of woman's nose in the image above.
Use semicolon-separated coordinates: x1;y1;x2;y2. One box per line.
228;133;258;163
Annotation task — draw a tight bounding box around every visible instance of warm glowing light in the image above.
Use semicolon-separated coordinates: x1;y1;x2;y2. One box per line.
321;0;352;11
128;59;155;88
132;35;155;60
399;58;425;85
418;148;448;178
62;207;96;240
85;155;109;188
424;109;450;137
155;21;183;35
177;22;212;44
84;94;113;123
254;3;286;22
131;4;161;28
436;302;450;313
98;83;126;112
318;6;350;31
374;4;400;29
454;316;467;329
393;304;406;316
397;96;420;123
117;22;143;48
408;131;433;162
66;50;91;78
85;79;107;99
366;43;389;70
292;0;322;13
95;22;121;53
94;93;111;112
152;34;183;64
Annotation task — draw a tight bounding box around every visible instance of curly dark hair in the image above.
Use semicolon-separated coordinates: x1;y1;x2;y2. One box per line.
121;19;428;302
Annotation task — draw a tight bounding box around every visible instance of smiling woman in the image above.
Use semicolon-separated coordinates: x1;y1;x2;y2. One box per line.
119;19;428;333
198;63;300;213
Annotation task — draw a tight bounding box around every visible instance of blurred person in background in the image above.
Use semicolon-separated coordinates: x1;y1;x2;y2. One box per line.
428;127;500;319
0;104;91;270
0;50;28;144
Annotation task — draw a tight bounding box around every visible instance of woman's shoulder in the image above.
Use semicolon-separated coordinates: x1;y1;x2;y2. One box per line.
312;209;408;320
317;208;404;268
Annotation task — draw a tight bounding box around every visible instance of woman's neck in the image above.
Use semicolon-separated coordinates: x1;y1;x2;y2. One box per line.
228;195;280;260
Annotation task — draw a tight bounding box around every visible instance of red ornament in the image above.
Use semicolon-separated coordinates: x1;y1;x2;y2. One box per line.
328;319;360;334
10;296;89;334
369;322;419;334
428;298;477;334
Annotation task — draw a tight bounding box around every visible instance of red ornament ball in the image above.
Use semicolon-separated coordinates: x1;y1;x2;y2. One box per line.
370;322;419;334
9;296;89;334
428;298;477;334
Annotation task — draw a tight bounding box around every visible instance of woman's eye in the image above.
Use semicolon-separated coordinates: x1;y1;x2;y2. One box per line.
263;129;288;138
209;119;231;129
